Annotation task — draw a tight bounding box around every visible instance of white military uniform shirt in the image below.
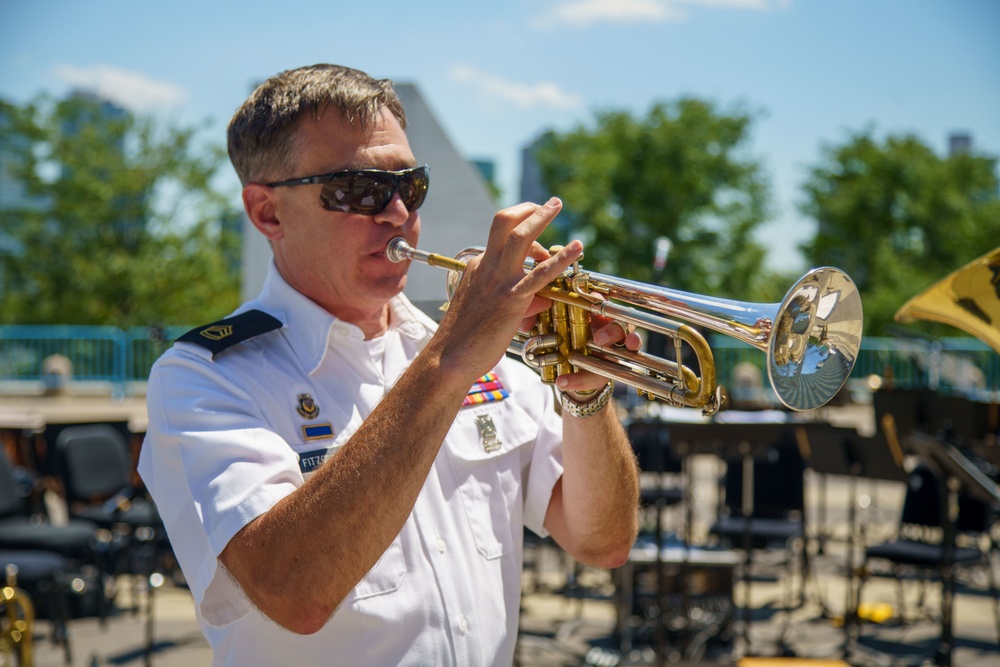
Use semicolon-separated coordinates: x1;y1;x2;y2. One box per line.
138;262;565;666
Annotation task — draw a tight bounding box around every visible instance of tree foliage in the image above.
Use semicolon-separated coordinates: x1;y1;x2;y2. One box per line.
532;98;785;301
0;94;241;327
800;130;1000;336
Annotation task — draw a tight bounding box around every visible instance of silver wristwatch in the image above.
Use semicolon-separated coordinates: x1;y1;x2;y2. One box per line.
559;381;614;418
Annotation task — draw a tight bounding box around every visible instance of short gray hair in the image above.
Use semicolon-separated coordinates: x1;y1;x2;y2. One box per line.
227;64;407;185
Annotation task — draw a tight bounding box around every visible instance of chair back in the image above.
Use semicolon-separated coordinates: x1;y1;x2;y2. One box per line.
956;493;993;534
55;424;131;504
900;464;942;528
0;450;25;518
900;463;994;537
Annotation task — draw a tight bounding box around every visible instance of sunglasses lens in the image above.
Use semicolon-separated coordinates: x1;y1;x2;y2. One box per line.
319;173;394;214
400;167;429;212
318;167;429;215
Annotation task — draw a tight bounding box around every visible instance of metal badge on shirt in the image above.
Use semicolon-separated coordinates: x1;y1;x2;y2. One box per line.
475;415;502;453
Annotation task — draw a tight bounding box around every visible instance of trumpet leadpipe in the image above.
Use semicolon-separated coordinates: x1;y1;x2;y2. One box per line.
386;237;467;273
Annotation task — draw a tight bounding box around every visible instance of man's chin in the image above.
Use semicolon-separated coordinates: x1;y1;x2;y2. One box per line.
371;273;407;300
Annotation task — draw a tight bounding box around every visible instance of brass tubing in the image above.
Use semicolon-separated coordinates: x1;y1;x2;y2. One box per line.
386;237;862;413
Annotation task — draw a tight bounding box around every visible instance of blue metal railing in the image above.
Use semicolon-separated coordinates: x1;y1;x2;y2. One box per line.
0;325;189;397
0;325;126;382
2;325;999;398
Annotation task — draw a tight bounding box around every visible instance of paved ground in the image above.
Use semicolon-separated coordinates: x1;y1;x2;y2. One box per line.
17;552;1000;667
16;473;1000;666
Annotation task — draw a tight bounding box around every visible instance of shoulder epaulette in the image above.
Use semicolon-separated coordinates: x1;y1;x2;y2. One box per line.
177;309;283;358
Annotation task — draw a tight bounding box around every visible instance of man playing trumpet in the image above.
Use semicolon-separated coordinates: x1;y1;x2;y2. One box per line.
139;63;640;666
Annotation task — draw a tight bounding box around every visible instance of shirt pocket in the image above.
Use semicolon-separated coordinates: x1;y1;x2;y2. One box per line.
348;537;407;601
444;401;538;559
288;440;407;600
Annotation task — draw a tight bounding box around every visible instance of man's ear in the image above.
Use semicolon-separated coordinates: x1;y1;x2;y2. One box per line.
243;183;282;242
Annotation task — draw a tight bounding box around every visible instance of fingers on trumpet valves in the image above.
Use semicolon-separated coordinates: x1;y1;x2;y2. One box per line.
612;321;630;348
593;320;634;348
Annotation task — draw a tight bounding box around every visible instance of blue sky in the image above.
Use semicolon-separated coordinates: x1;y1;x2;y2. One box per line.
2;0;997;272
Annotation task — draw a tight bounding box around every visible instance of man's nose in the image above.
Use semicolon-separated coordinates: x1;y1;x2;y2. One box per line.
374;193;410;227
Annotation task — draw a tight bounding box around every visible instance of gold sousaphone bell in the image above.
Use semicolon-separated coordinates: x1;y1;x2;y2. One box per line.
895;246;1000;354
388;238;864;415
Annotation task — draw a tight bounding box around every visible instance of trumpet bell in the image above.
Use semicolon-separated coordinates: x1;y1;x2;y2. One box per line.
769;267;864;411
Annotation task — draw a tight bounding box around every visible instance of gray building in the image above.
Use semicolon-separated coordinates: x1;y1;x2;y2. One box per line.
519;132;552;206
520;131;575;239
241;83;499;317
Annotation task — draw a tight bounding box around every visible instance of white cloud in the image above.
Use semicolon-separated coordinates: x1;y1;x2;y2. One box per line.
52;64;188;113
688;0;778;8
449;65;584;111
541;0;683;27
533;0;787;29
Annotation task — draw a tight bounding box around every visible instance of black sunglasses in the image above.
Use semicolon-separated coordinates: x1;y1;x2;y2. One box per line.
267;165;430;216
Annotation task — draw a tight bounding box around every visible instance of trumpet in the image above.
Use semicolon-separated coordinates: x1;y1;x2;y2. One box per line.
387;238;863;415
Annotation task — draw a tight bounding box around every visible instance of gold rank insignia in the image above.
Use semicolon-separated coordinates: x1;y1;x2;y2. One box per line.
296;393;320;419
178;310;282;359
200;325;233;341
475;415;502;453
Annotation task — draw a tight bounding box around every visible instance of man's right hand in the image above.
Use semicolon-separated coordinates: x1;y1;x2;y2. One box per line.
431;197;581;385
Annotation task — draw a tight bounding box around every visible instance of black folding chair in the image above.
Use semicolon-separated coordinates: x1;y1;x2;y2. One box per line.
0;449;107;663
858;463;999;633
55;423;166;665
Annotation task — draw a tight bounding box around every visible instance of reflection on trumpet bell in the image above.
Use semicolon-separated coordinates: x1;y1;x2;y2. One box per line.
387;237;863;414
767;268;864;411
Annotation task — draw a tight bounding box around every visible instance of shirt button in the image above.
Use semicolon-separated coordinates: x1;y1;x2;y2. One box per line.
459;615;469;635
436;536;447;554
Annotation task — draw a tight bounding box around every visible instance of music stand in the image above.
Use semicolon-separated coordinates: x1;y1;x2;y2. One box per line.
872;389;938;435
667;419;793;659
796;424;908;659
932;394;1000;472
933;394;995;443
873;389;998;446
900;432;1000;667
621;419;684;663
795;423;852;627
796;424;852;557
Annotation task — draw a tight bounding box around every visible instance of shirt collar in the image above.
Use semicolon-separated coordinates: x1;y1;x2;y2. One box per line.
248;261;437;375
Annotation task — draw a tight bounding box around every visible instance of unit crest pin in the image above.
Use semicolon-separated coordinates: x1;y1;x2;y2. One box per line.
296;394;320;419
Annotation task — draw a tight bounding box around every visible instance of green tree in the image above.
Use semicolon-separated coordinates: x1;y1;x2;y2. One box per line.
800;129;1000;336
532;98;784;301
0;93;241;327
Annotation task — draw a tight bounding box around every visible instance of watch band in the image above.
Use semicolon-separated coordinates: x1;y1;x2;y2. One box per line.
559;381;614;418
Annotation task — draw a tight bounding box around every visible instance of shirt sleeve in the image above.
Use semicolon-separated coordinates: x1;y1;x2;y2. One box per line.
138;346;301;626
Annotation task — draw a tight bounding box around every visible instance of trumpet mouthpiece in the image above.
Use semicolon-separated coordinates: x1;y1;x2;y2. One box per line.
386;237;412;263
